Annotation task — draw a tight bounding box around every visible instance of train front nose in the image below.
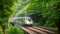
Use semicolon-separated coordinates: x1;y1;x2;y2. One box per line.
23;18;33;27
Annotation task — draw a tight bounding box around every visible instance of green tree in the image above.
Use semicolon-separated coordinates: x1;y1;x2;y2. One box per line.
16;0;60;33
0;0;18;34
55;2;60;34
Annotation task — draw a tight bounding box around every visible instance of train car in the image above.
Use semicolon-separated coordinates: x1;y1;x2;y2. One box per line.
10;17;33;26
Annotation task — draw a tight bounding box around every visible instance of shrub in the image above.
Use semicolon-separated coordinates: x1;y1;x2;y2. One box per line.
7;26;24;34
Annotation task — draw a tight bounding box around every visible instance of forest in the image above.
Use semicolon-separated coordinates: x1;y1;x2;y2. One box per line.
0;0;60;34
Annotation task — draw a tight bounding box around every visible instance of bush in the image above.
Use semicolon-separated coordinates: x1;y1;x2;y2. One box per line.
0;28;3;34
7;26;24;34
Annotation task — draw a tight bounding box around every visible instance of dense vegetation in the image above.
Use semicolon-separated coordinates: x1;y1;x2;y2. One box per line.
0;0;60;34
16;0;60;28
16;0;60;33
0;0;19;34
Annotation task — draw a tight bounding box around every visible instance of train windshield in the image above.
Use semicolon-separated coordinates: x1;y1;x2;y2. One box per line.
27;18;31;21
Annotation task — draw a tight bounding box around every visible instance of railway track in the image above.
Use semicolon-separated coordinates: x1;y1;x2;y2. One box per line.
10;22;55;34
22;26;55;34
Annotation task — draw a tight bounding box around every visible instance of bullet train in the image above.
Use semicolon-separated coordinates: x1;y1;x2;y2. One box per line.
10;17;33;26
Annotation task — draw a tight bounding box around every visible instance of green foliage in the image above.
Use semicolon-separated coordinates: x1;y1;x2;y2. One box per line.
0;27;3;34
7;26;24;34
0;0;18;27
0;0;19;34
16;0;60;28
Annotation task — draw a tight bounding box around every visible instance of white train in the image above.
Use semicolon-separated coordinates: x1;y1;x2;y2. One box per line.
10;17;33;26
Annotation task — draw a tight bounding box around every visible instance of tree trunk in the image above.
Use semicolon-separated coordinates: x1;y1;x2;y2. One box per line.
2;25;6;34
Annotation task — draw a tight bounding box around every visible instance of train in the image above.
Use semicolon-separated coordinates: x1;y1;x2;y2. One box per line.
10;17;33;26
